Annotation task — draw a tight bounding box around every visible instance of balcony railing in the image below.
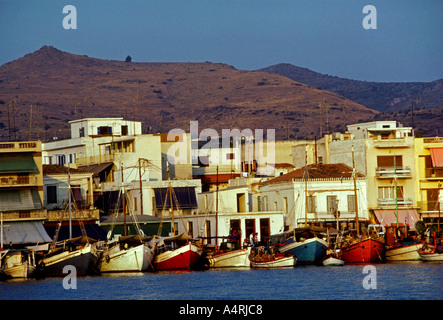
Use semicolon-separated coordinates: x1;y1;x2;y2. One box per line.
424;168;443;179
376;166;412;179
373;138;412;148
377;198;413;207
0;175;39;187
417;201;442;213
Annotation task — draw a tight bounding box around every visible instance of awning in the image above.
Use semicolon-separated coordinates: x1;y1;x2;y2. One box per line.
1;221;52;245
0;154;38;173
0;189;43;211
373;209;420;230
78;162;113;177
430;148;443;167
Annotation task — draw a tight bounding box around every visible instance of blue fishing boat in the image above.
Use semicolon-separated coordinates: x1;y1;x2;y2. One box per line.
271;227;328;265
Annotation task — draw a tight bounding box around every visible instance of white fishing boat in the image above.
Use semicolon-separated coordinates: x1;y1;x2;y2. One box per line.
1;249;37;278
100;235;155;273
322;256;344;266
419;251;443;262
206;246;251;268
39;236;99;276
385;243;423;261
249;252;296;268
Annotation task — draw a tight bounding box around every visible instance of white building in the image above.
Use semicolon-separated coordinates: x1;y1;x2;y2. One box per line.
258;163;369;230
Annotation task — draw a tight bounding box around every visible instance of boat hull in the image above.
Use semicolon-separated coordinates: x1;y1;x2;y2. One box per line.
4;262;36;278
339;238;385;264
279;237;328;265
419;252;443;262
322;257;344;266
250;254;296;268
40;244;99;276
154;243;202;271
386;243;422;261
207;247;251;268
100;244;155;273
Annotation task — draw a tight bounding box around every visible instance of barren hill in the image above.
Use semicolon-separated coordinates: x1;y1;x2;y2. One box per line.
0;46;377;142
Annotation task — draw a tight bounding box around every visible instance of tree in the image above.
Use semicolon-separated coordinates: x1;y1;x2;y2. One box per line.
125;55;132;62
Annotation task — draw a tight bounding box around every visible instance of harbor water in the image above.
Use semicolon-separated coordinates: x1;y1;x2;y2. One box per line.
1;262;442;300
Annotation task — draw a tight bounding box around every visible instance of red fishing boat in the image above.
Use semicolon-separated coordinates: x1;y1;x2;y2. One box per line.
338;237;385;264
154;233;203;271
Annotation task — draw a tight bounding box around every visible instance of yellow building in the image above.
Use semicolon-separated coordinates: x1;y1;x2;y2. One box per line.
414;137;443;227
0;141;45;216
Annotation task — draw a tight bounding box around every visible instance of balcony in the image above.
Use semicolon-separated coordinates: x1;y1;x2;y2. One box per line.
377;198;413;207
424;168;443;180
376;166;412;179
372;138;412;149
0;175;39;187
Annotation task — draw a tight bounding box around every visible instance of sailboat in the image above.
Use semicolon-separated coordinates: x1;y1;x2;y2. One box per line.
337;148;385;264
204;167;251;268
99;164;156;273
153;163;203;271
1;249;37;279
273;152;328;265
38;164;99;276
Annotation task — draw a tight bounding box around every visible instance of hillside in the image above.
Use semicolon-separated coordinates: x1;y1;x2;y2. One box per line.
0;46;376;142
259;63;443;113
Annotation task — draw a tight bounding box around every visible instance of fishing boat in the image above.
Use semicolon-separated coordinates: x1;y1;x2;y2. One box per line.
249;250;296;268
205;244;251;268
100;235;156;273
322;248;344;266
322;255;344;266
1;249;37;278
99;165;156;273
419;251;443;262
273;227;328;265
338;237;385;264
384;223;424;261
38;236;99;276
154;233;203;271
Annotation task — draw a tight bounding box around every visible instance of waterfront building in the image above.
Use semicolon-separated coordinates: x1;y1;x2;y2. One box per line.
193;177;285;246
258;163;369;230
413;137;443;227
0;140;51;248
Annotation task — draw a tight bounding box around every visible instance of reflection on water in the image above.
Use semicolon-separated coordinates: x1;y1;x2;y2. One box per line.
1;263;442;300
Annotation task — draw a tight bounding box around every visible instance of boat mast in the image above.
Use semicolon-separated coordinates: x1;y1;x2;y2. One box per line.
121;163;126;236
216;165;219;247
352;147;359;236
68;162;72;239
394;156;399;230
167;162;176;235
304;147;308;227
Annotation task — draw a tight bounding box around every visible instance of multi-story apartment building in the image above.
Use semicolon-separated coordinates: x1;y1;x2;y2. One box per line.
0;140;51;247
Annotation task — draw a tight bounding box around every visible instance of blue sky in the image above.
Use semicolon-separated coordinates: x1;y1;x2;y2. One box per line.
0;0;442;82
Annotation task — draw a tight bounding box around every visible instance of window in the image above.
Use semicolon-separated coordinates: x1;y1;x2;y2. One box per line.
121;125;128;136
79;127;85;137
307;196;316;213
226;153;235;160
47;186;57;204
260;218;270;243
347;195;355;212
283;197;288;215
378;186;403;199
98;126;112;136
327;195;337;214
377;155;403;168
206;220;211;243
188;221;193;237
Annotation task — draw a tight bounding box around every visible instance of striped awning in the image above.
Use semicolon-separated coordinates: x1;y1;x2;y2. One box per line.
373;209;420;230
430;148;443;167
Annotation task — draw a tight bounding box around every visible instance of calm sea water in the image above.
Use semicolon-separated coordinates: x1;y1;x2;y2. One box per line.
1;262;442;301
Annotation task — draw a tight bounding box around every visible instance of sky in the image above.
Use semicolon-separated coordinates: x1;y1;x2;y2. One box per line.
0;0;442;82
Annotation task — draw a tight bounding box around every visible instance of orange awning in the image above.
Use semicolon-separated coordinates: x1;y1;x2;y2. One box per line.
430;148;443;167
373;209;420;230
